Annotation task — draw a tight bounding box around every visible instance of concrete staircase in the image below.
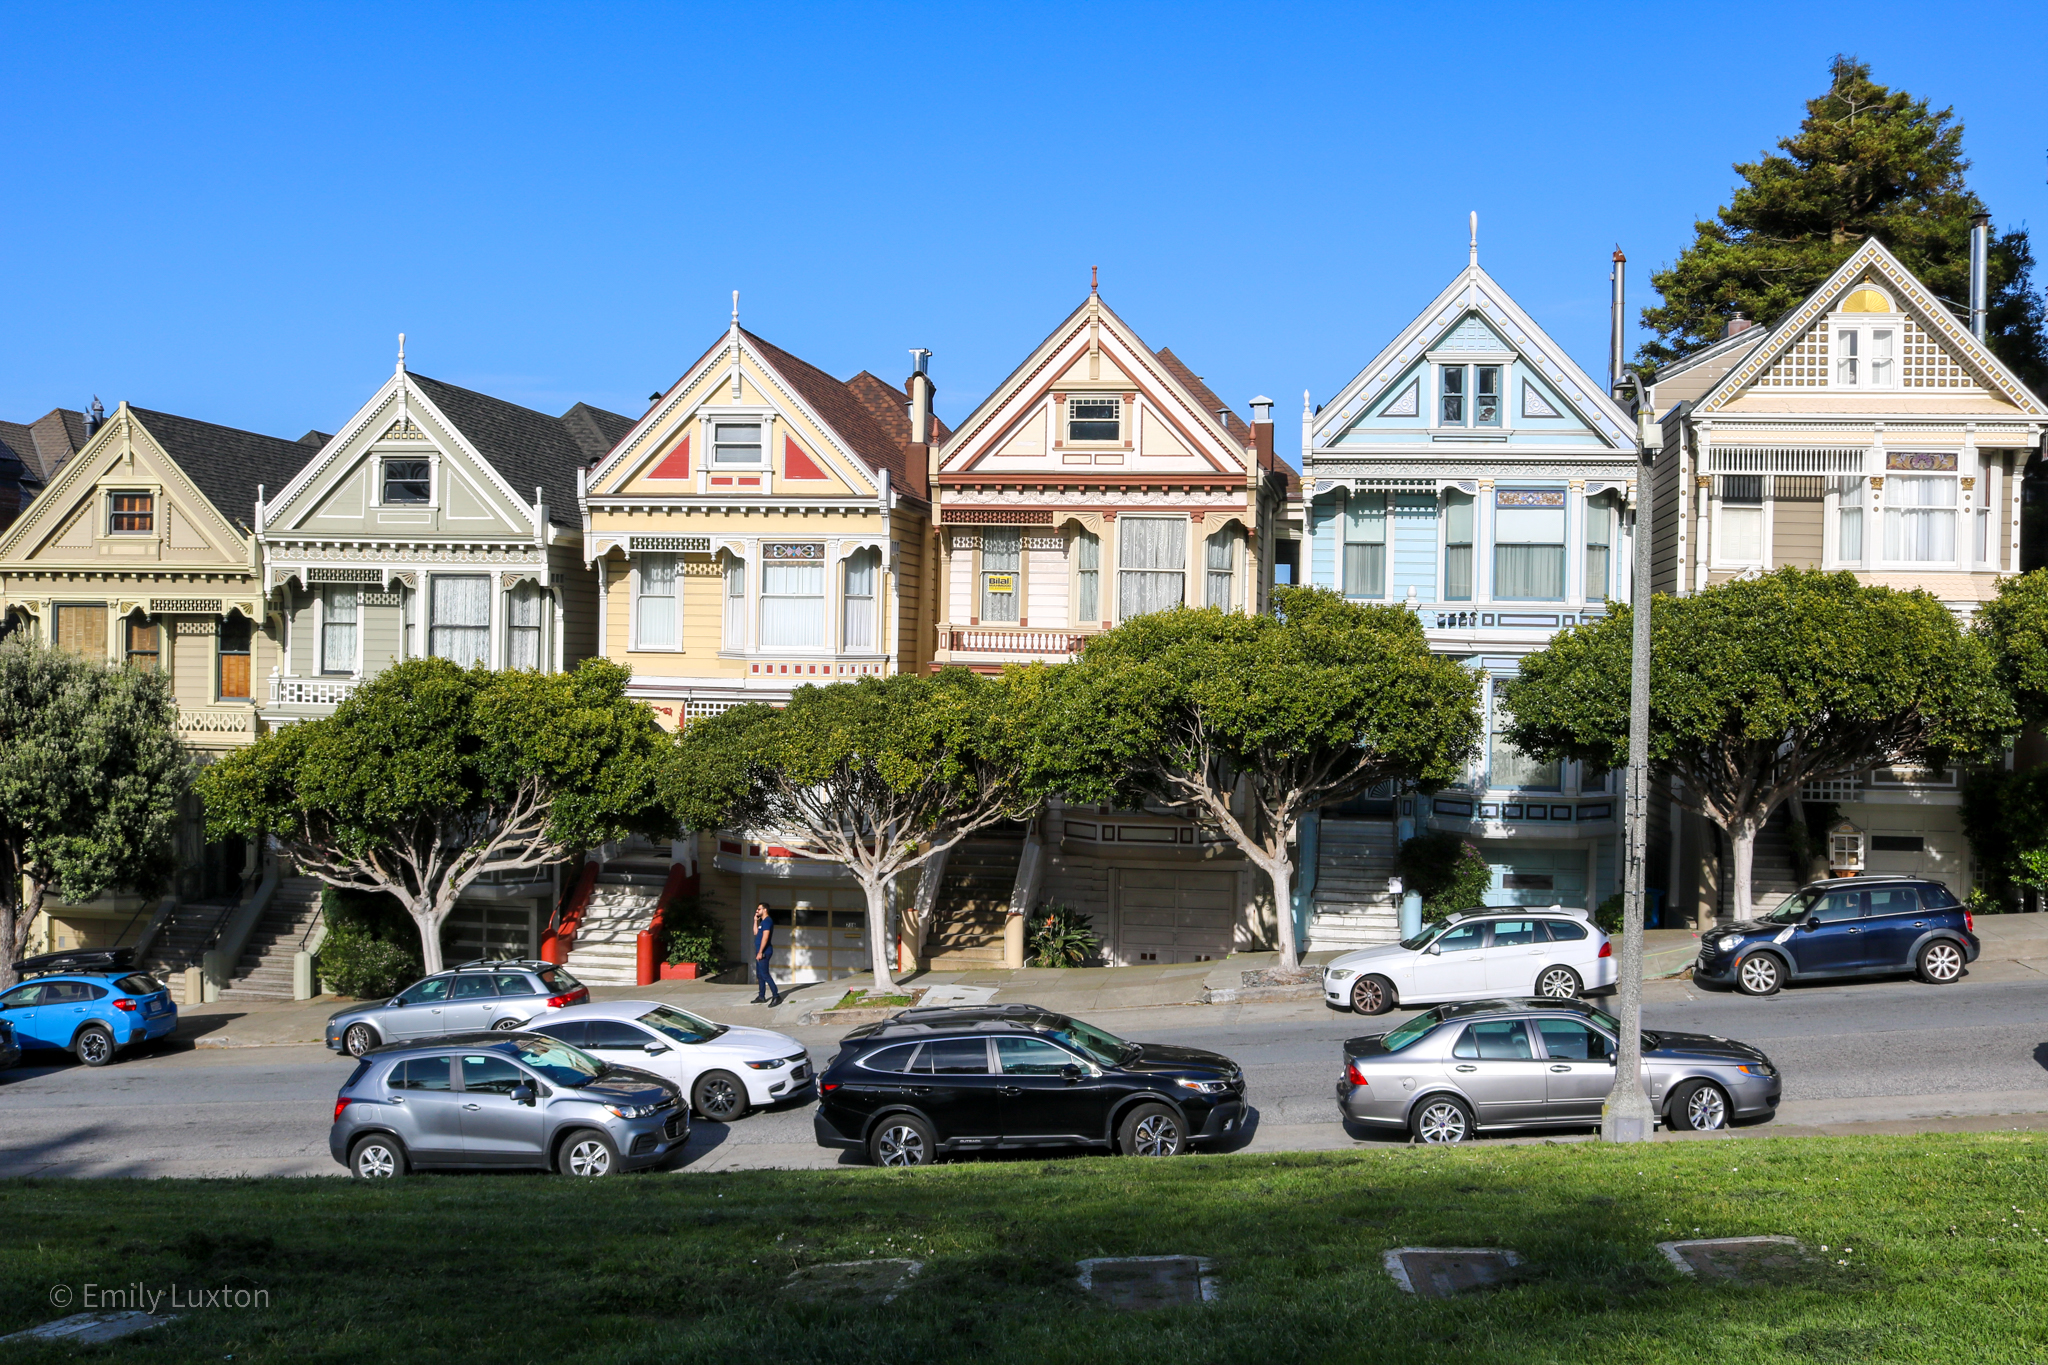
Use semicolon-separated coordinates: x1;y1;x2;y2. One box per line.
139;898;238;979
564;864;665;985
1307;817;1403;951
922;839;1024;968
1719;804;1805;921
220;876;325;1001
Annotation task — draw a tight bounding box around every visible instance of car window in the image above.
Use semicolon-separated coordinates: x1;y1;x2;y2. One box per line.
1541;920;1588;942
1811;891;1864;924
491;974;532;996
638;1006;724;1044
1452;1020;1533;1060
0;984;45;1008
1434;923;1486;954
1761;888;1823;923
996;1037;1077;1075
75;982;108;1001
1918;883;1961;909
585;1020;650;1050
460;1054;527;1095
1381;1010;1445;1053
115;974;162;995
1535;1019;1612;1061
397;977;452;1006
531;1020;586;1047
449;975;497;1000
512;1036;605;1087
1865;888;1921;917
41;982;98;1004
390;1057;453;1091
536;967;581;994
914;1037;990;1075
1043;1017;1134;1067
860;1043;921;1073
1489;920;1539;948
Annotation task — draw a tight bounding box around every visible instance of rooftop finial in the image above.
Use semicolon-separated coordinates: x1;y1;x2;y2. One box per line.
1091;265;1098;294
1469;211;1478;266
731;290;739;326
397;332;406;373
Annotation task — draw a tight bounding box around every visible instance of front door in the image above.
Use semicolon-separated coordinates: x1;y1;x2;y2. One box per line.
908;1037;1004;1143
1532;1017;1617;1120
1787;887;1866;975
385;977;453;1040
387;1055;466;1159
457;1054;547;1164
1445;1020;1548;1122
993;1036;1113;1143
1409;921;1491;1001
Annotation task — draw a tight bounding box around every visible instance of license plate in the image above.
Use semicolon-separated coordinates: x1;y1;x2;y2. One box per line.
146;999;164;1015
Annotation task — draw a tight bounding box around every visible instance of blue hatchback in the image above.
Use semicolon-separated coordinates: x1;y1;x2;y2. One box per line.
0;949;178;1066
1693;877;1978;996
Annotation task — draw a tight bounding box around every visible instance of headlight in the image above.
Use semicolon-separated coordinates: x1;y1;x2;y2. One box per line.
745;1058;788;1071
1176;1078;1230;1094
1737;1063;1777;1080
1325;968;1356;981
605;1102;666;1119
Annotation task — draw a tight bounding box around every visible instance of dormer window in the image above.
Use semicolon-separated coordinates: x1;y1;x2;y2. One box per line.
382;460;431;504
713;422;763;465
1067;397;1120;443
108;491;153;534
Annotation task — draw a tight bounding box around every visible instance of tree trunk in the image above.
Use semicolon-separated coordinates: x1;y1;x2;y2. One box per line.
412;891;460;976
1269;854;1298;971
0;902;22;992
863;873;897;997
907;845;951;966
1727;819;1760;924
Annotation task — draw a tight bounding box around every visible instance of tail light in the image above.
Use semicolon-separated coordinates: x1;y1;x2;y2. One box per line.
1345;1061;1370;1087
112;998;136;1012
1598;941;1613;958
333;1097;354;1123
820;1081;840;1094
1966;910;1975;934
546;987;588;1009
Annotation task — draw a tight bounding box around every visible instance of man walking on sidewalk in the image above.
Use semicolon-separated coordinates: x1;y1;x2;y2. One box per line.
751;903;782;1007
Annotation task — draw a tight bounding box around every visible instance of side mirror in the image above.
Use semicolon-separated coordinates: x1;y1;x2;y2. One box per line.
1426;944;1441;956
643;1042;669;1055
1802;915;1822;931
1060;1063;1083;1083
510;1083;536;1107
389;997;405;1007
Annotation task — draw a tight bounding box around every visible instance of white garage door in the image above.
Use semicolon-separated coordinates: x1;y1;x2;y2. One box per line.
443;901;537;964
1117;870;1236;964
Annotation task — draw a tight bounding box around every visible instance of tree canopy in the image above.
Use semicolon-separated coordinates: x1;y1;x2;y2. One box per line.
1503;568;2016;920
1974;568;2048;726
0;637;188;988
197;657;676;973
1641;55;2048;395
668;669;1048;994
1037;588;1482;969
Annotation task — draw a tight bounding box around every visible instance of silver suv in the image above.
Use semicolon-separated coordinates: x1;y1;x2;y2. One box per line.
330;1031;687;1177
325;960;589;1058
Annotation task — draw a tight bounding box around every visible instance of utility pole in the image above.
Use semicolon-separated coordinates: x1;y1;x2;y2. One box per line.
1603;370;1659;1144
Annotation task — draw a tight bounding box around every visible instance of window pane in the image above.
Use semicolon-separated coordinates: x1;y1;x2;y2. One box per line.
996;1037;1076;1075
1494;545;1564;599
1870;330;1894;386
1882;477;1956;562
1440;366;1464;424
1344;493;1386;544
1535;1019;1609;1060
1069;398;1119;442
1720;506;1763;561
1444;544;1472;600
635;554;676;650
1205;527;1237;609
917;1037;990;1075
761;560;825;647
1444;490;1474;542
1492;735;1561;789
713;422;762;463
459;1055;525;1095
1343;542;1385;597
1117;519;1184;620
109;492;153;533
1075;530;1100;622
383;460;430;504
843;548;877;650
429;576;490;667
55;604;108;661
1835;330;1859;384
1839;507;1863;561
980;529;1020;623
324;587;357;673
1474;366;1502;426
508;584;543;669
723;555;746;647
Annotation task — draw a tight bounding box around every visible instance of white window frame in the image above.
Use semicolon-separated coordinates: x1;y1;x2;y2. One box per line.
427;573;493;667
1711;476;1769;568
319;585;359;676
1880;471;1962;567
1072;528;1102;626
1115;516;1187;622
632;553;681;652
1830;318;1901;390
1065;395;1122;445
758;543;827;652
505;582;546;670
841;547;880;652
366;445;439;510
721;552;747;652
711;419;766;468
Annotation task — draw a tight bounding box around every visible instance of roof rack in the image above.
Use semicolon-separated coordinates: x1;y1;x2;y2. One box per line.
12;947;136;978
448;959;551;972
893;1003;1045;1019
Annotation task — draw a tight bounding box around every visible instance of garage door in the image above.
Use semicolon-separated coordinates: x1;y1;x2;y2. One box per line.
1485;847;1589;909
1117;870;1236;964
442;901;537;964
763;883;870;984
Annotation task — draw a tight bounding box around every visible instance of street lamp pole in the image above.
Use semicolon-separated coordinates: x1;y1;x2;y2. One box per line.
1602;372;1658;1144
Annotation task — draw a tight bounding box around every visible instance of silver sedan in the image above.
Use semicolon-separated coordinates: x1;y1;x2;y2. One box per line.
1336;998;1782;1143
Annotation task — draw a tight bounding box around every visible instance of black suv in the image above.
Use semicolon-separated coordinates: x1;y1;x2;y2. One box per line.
813;1005;1245;1166
1693;877;1979;995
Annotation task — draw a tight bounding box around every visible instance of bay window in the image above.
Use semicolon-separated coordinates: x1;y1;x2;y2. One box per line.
979;529;1020;623
1074;529;1100;622
722;554;746;648
1205;524;1241;610
1584;496;1613;599
321;586;357;673
1492;491;1565;599
1343;494;1386;598
633;554;678;650
1836;478;1865;562
429;575;490;667
1117;518;1185;620
1883;475;1957;562
506;582;544;670
760;544;825;648
1443;490;1474;600
843;548;878;650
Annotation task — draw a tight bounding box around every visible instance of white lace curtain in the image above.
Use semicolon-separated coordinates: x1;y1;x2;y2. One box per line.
1118;518;1184;620
507;582;544;670
1883;475;1956;562
430;575;491;667
635;554;678;650
761;560;824;648
843;548;878;651
1074;529;1100;622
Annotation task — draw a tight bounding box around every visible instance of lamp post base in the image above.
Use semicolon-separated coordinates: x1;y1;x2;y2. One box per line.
1601;1092;1656;1144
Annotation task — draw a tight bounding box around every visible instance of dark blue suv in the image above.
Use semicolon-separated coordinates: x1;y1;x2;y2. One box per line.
0;949;178;1066
1693;877;1977;996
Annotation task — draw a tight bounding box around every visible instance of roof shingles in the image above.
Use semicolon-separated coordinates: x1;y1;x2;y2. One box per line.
406;374;632;526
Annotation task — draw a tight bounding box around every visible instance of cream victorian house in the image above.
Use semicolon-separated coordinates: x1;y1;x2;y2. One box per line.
1648;237;2047;920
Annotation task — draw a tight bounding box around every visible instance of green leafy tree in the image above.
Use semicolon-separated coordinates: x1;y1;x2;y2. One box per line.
667;670;1047;995
197;657;676;974
1038;589;1482;970
0;637;189;988
1959;767;2048;909
1642;55;2048;394
1975;568;2048;725
1503;569;2016;922
1396;831;1495;925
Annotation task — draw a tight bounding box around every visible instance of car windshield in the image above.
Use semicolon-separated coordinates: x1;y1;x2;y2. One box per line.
638;1005;727;1044
511;1037;605;1087
1761;889;1823;924
1399;920;1454;951
1045;1016;1137;1067
1381;1009;1447;1053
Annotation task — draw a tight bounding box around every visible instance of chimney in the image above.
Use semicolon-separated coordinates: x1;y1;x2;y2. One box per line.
1249;396;1274;472
1970;212;1991;340
907;348;934;446
1609;248;1627;395
84;395;105;436
1721;311;1754;340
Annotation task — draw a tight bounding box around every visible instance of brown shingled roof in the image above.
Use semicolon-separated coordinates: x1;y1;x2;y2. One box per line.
1152;347;1299;497
0;407;89;485
741;330;931;502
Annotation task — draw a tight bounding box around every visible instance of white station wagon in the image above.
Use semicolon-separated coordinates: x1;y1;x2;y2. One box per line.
1322;908;1615;1014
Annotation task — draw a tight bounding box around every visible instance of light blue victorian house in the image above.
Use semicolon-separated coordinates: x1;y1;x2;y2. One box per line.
1296;231;1640;949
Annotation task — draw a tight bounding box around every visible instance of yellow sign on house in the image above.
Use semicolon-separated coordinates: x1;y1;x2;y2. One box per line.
984;573;1015;593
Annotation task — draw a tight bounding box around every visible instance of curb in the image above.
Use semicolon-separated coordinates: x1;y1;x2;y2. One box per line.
1201;984;1324;1005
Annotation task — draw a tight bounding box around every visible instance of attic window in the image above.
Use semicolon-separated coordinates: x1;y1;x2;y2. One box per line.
713;422;763;465
108;491;153;534
1067;397;1120;443
383;460;431;504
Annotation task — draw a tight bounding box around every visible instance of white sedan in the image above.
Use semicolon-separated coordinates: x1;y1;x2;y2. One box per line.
1322;908;1615;1014
526;1001;812;1121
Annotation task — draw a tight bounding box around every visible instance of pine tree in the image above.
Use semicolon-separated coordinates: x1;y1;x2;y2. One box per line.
1642;55;2048;395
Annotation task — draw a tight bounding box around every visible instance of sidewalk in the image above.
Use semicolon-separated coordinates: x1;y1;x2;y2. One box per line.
163;914;2048;1048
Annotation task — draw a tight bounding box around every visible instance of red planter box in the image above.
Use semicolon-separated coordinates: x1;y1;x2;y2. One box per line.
658;961;700;981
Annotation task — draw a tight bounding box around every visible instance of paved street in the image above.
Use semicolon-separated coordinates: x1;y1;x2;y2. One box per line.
3;963;2045;1178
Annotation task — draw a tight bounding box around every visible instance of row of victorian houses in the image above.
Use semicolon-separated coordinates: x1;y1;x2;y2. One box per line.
3;234;2042;994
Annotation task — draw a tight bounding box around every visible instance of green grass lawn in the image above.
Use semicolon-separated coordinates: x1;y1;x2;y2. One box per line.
3;1133;2045;1364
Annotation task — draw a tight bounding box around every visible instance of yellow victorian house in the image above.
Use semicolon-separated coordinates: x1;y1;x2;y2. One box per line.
0;401;317;982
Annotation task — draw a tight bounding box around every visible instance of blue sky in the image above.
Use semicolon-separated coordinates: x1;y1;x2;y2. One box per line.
4;2;2045;445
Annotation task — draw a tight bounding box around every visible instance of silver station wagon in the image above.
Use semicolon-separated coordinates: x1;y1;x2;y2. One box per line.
1336;998;1782;1143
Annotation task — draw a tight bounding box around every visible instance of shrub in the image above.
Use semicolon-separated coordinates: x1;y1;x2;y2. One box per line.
317;921;419;999
663;897;725;970
1027;902;1100;968
1959;767;2048;910
1396;831;1495;924
1594;893;1624;934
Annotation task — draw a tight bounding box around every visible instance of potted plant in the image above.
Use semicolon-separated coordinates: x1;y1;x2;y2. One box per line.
662;907;724;981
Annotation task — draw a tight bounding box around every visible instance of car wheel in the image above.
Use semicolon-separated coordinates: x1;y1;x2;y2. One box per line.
350;1134;407;1179
1411;1094;1474;1145
343;1023;380;1058
1735;953;1784;997
1535;965;1582;999
74;1025;116;1067
1669;1079;1732;1132
1350;974;1396;1015
559;1128;617;1177
1917;940;1965;985
691;1069;749;1122
490;1017;520;1032
1118;1102;1186;1157
868;1114;937;1168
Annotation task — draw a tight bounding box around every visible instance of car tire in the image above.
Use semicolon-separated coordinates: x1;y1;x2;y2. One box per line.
1735;953;1785;997
1117;1102;1186;1158
342;1023;380;1058
1668;1079;1732;1132
691;1069;750;1122
1410;1094;1475;1145
1534;965;1582;999
1916;940;1965;985
74;1025;116;1067
490;1017;521;1032
868;1113;937;1168
558;1128;618;1177
1350;974;1396;1015
349;1134;408;1179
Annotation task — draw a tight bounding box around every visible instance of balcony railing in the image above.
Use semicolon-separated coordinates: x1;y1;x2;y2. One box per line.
269;676;358;706
946;629;1087;655
176;708;254;736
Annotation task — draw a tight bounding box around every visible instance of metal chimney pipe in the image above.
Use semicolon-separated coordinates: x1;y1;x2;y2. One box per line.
1969;213;1991;340
1609;248;1627;395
